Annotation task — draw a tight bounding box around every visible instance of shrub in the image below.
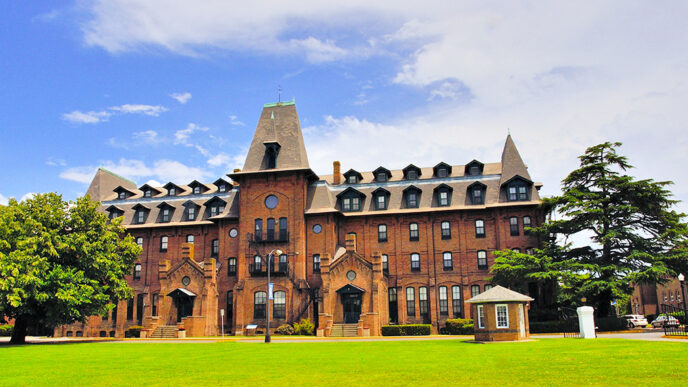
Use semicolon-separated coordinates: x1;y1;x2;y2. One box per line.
275;324;295;335
596;317;628;332
126;325;144;338
529;320;567;333
0;324;13;337
293;318;315;335
381;324;431;336
668;311;686;324
445;318;474;335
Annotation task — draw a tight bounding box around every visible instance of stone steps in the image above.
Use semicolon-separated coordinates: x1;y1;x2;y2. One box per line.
150;325;178;339
330;323;358;337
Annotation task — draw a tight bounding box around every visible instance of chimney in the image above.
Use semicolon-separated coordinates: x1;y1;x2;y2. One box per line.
333;161;341;185
232;169;241;186
345;233;357;252
181;243;195;261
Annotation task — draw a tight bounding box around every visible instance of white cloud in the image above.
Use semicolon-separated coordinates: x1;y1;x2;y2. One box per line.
207;153;231;167
288;37;349;63
229;115;245;126
20;193;36;202
170;92;192;104
0;193;8;206
109;104;167;116
174;123;208;145
60;158;213;186
62;110;111;124
132;130;164;145
46;158;67;167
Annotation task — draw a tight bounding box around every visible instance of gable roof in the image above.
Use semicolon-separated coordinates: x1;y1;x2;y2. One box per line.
466;285;534;303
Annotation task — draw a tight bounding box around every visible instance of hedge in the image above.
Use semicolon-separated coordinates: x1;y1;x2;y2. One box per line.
0;324;13;337
444;318;474;335
529;317;628;333
381;324;431;336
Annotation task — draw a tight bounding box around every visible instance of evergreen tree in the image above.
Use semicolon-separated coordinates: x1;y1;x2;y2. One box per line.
492;142;688;316
0;193;141;344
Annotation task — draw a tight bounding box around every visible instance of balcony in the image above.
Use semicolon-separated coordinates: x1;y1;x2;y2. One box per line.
249;261;289;277
248;231;289;244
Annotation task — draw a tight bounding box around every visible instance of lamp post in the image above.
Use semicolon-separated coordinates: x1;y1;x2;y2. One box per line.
265;249;283;343
679;273;687;323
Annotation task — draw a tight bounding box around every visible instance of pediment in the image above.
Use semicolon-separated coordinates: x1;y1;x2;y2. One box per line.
167;257;204;278
329;250;372;273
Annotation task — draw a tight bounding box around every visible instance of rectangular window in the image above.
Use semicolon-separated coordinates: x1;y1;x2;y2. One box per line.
439;191;449;206
136;211;145;224
378;224;388;242
443;252;453;271
187;206;196;221
496;304;509;328
126;298;134;321
351;197;360;211
211;239;219;256
477;305;485;328
471;285;480;298
406;287;415;317
388;287;398;324
439;286;448;316
452;286;462;317
408;170;417;179
441;221;451;239
484;284;493;292
382;254;388;272
136;237;143;248
152;294;158;317
508;186;517;201
343;198;351;211
226;291;233;321
377;172;387;182
279;218;288;240
477;250;488;270
409;223;419;241
254;292;266;319
438;168;448;178
169;187;176;196
255;219;263;240
186;235;194;244
133;264;141;280
161;208;170;222
407;192;418;208
273;291;286;319
376;195;386;210
509;217;519;236
419;287;429;316
313;254;321;273
227;257;237;276
475;219;485;238
470;166;480;176
472;188;483;204
518;186;527;200
348;175;356;184
410;253;420;271
523;216;532;234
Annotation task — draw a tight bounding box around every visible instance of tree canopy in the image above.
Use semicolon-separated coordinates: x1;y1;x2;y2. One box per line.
0;193;140;343
492;142;688;317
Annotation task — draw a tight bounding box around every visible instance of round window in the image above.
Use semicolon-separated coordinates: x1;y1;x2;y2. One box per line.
313;224;322;234
229;228;238;238
181;276;191;286
346;270;356;281
265;195;278;209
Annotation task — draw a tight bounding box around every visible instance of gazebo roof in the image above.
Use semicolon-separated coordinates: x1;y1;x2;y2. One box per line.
466;285;533;303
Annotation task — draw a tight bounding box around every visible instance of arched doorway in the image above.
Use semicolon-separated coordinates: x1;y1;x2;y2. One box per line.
167;288;196;323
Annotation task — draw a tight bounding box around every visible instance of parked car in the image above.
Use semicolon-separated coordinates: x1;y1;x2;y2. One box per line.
621;315;649;328
650;315;680;328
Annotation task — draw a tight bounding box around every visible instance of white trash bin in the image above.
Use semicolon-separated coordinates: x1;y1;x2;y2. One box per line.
577;306;596;339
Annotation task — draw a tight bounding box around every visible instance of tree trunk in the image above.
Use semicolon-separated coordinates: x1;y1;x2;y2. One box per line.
9;315;28;345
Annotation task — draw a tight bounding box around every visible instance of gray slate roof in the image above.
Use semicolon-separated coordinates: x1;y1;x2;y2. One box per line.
466;285;534;303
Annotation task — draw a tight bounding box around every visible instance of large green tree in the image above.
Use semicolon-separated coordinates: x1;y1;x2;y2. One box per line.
492;142;688;317
0;193;140;344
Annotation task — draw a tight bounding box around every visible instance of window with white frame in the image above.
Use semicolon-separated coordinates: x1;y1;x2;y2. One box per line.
471;285;480;298
439;286;448;315
382;254;388;272
406;287;415;317
409;222;419;241
410;253;420;271
452;286;462;317
186;234;194;244
378;224;388;242
160;236;168;251
440;221;451;239
477;250;488;270
475;219;485;238
477;305;485;328
496;304;509;328
443;252;453;270
273;291;286;319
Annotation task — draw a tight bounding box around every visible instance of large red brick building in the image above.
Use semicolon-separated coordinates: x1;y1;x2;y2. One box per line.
55;100;543;338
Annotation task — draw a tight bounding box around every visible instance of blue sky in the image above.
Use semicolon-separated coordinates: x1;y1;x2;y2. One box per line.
2;1;688;214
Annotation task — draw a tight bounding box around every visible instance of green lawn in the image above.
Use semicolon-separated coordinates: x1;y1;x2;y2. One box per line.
1;338;686;386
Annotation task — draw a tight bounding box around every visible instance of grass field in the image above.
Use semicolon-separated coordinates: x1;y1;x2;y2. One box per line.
1;338;687;386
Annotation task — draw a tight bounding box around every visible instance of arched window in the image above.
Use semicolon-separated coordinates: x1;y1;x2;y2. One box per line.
227;257;237;276
439;286;448;316
273;291;286;319
186;234;194;244
253;255;262;272
443;252;453;271
378;224;388;242
419;287;429;316
279;218;288;240
471;285;481;298
477;250;488;270
255;219;263;240
382;254;389;272
451;286;462;317
406;287;415;317
254;291;267;319
133;264;142;280
509;217;519;236
313;254;321;273
475;219;485;238
136;237;143;248
409;222;419;241
410;253;420;271
440;221;451;239
523;216;532;234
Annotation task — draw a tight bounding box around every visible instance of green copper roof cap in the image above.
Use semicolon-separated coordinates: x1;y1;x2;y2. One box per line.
263;99;295;108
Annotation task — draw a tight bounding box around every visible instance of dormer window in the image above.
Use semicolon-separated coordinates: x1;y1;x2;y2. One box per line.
143;190;151;198
468;182;486;205
465;160;484;176
337;187;365;212
114;186;134;200
169;187;176;196
343;169;363;185
214;178;231;193
118;191;126;200
434;184;453;207
265;142;281;169
403;186;421;209
403;164;422;180
193;186;200;194
188;181;206;195
132;204;149;224
164;183;182;197
161;208;170;222
157;202;174;223
433;162;452;178
505;177;531;201
372;188;390;210
183;202;199;221
218;184;226;192
106;206;124;220
205;197;227;218
373;167;391;183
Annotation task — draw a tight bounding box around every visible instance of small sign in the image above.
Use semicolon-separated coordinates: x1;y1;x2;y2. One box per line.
220;309;225;316
268;283;274;300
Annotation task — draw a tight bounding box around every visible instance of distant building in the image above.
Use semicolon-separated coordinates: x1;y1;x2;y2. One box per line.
631;278;685;317
55;100;543;338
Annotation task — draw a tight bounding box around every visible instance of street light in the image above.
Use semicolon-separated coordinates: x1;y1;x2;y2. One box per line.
265;248;283;343
679;273;686;322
